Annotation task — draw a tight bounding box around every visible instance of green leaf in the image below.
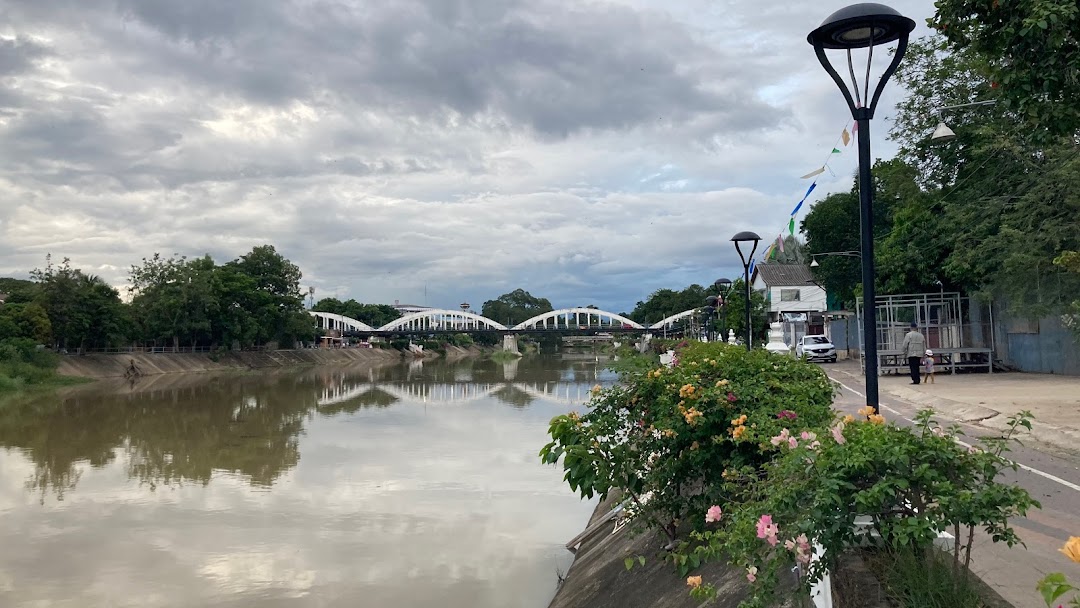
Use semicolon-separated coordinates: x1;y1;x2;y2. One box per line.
1037;572;1074;605
624;557;635;571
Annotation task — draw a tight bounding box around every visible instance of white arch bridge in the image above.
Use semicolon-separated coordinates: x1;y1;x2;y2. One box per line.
310;307;703;335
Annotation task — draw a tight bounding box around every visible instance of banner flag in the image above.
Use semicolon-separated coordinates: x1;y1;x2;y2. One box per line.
841;128;851;146
831;148;841;154
800;167;825;179
788;217;796;236
778;234;785;253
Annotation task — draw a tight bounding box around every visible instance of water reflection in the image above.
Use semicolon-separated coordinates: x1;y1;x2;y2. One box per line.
0;354;607;608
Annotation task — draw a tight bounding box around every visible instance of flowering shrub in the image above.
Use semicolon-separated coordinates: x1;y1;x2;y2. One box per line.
1037;536;1080;607
682;409;1039;607
539;342;835;542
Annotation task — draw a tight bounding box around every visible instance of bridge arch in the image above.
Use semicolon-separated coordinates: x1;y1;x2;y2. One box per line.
649;309;699;330
378;309;508;332
309;311;376;333
512;308;644;331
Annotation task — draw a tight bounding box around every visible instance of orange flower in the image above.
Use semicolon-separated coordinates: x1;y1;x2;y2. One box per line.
732;425;748;440
843;414;855;424
679;384;697;399
868;414;886;425
686;575;703;589
1061;536;1080;563
684;407;703;425
730;414;748;426
857;405;876;417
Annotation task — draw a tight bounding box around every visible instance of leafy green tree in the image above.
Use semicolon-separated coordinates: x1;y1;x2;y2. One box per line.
716;279;769;344
802;190;862;309
930;0;1080;141
129;254;219;349
481;289;553;326
0;303;52;343
30;256;126;351
225;245;312;347
313;298;400;328
0;278;38;304
629;285;710;325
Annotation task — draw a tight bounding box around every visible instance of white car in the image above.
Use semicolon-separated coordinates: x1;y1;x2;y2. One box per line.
796;335;837;363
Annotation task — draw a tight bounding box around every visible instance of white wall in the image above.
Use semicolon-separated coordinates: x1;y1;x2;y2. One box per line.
768;285;827;314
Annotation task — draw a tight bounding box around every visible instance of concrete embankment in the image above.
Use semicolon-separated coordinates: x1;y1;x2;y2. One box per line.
57;348;404;379
548;494;795;608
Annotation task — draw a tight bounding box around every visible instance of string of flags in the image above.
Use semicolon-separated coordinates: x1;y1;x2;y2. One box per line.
752;120;859;277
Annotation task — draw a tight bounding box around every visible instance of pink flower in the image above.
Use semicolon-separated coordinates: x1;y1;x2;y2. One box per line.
784;539;796;551
830;423;846;445
756;514;779;546
746;566;757;582
800;431;817;442
795;533;809;549
809;440;821;450
787;437;798;449
727;392;738;402
705;505;723;523
777;410;797;421
770;429;790;446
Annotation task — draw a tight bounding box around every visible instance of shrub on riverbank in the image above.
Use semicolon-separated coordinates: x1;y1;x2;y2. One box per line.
540;341;835;544
0;338;69;391
683;410;1037;607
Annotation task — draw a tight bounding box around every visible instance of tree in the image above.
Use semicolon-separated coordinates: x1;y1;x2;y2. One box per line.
931;0;1080;141
716;279;769;344
481;289;553;326
30;256;126;351
802;190;862;309
129;254;219;349
313;298;401;328
0;278;38;304
889;35;1080;316
629;285;710;325
226;245;312;347
0;302;52;343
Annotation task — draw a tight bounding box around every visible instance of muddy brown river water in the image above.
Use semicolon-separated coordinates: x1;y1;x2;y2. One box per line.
0;354;606;607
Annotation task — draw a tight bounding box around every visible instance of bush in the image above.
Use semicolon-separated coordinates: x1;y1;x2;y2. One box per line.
0;337;61;389
684;410;1038;607
540;341;835;543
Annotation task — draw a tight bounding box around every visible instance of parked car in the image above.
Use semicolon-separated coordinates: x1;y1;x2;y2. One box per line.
796;335;837;363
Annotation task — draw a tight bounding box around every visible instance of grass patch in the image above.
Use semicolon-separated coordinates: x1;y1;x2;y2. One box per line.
489;350;522;363
865;548;989;608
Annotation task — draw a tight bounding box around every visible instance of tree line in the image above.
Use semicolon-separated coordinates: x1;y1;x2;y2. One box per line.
0;245;319;352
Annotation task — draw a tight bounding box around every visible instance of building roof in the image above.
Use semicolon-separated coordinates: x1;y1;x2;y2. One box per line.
753;264;818;287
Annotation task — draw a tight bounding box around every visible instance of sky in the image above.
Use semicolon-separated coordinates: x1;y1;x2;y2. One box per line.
0;0;938;314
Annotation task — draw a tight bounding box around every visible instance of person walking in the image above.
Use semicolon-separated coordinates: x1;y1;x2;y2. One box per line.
901;321;926;384
922;349;936;384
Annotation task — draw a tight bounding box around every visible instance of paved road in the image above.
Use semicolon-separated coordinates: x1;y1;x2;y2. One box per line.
824;366;1080;608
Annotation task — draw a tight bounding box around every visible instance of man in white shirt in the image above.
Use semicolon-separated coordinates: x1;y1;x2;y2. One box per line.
901;321;926;385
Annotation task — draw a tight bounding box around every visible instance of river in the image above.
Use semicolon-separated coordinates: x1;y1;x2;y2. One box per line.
0;354;608;607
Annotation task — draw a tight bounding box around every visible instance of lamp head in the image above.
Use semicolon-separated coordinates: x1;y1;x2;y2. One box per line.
807;3;916;49
930;121;956;142
714;277;733;291
731;231;762;244
810;258;820;268
705;295;718;307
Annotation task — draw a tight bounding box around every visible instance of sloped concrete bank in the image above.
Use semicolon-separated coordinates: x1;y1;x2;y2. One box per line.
548;494;796;608
58;348;403;379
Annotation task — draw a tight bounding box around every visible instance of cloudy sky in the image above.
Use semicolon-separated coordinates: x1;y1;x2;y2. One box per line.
0;0;936;313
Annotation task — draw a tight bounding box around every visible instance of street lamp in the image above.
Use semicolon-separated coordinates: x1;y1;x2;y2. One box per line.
929;100;998;142
809;250;862;267
731;232;762;351
808;3;915;415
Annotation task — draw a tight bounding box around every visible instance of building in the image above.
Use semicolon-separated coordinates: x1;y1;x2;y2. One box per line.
391;300;432;315
751;264;828;345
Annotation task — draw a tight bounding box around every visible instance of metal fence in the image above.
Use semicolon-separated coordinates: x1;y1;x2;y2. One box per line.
59;345;271;355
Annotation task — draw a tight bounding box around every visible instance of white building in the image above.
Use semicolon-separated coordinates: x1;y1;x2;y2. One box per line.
751;264;828;344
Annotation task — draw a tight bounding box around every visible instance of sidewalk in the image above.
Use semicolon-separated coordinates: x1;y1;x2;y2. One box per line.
833;361;1080;456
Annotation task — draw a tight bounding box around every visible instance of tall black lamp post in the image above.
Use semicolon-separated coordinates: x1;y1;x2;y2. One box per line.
808;3;914;414
731;232;761;351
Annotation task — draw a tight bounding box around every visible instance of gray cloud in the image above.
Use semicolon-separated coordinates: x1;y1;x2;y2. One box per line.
0;0;937;312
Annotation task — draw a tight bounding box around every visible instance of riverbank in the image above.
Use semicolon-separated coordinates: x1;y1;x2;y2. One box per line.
548;494;796;608
56;346;488;379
